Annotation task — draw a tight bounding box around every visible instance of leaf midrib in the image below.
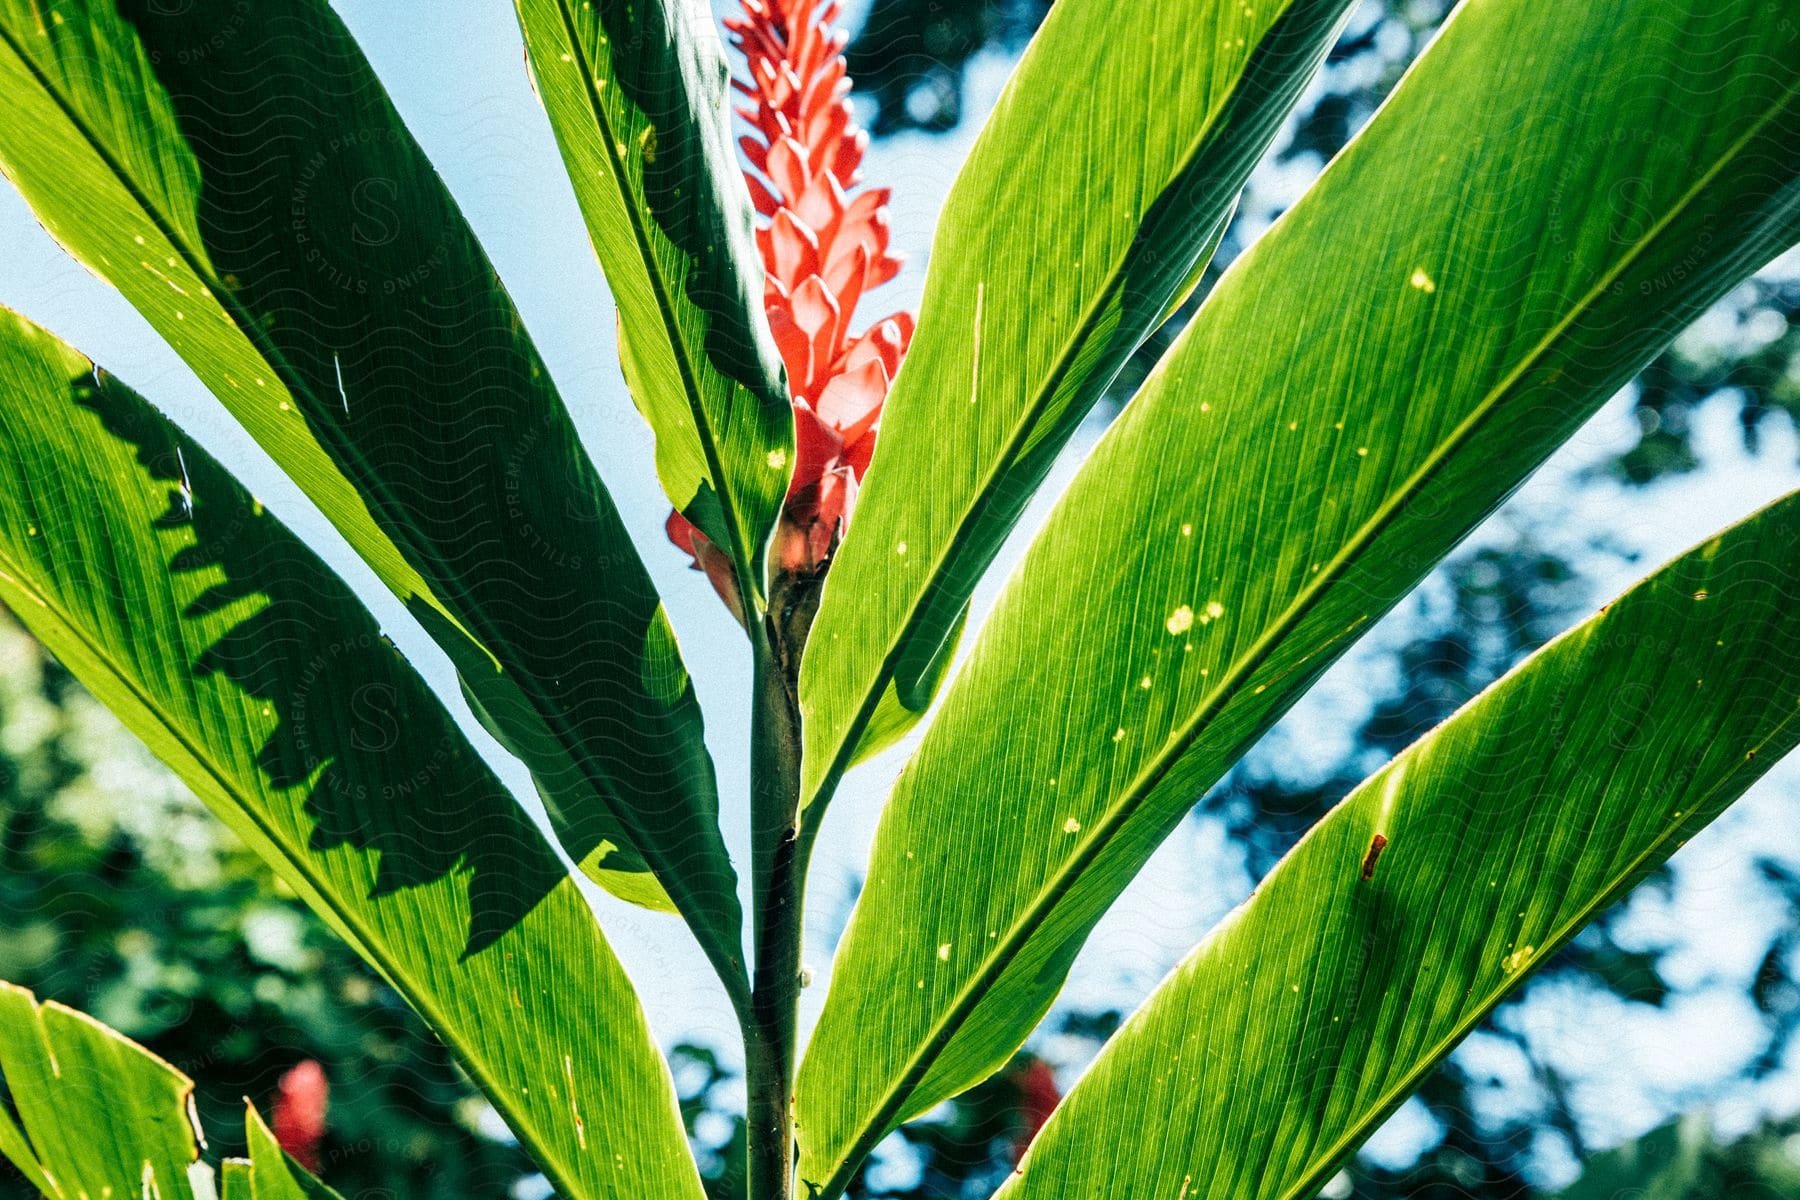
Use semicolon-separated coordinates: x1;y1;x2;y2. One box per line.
543;0;767;607
804;0;1338;813
810;77;1800;1199
0;546;599;1200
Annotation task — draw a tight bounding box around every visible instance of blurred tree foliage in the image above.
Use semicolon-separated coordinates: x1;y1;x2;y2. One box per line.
1552;1112;1800;1200
843;0;1049;134
0;617;533;1199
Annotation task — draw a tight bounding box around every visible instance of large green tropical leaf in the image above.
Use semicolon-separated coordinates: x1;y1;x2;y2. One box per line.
0;310;703;1200
794;0;1360;801
514;0;792;601
999;491;1800;1200
795;0;1800;1188
0;981;346;1199
0;0;746;997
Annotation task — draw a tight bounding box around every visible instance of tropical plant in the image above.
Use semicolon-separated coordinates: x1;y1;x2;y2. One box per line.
0;0;1797;1197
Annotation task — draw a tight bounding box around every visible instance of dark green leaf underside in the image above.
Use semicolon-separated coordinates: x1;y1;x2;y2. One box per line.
0;0;745;995
0;310;702;1200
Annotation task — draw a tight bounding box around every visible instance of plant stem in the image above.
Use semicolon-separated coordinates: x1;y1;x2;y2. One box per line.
746;571;819;1200
746;795;802;1200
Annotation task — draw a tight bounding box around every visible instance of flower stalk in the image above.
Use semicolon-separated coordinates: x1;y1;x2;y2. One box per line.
747;627;807;1199
675;2;913;1196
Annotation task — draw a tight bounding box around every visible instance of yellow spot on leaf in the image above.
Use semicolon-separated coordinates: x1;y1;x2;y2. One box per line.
563;1055;587;1149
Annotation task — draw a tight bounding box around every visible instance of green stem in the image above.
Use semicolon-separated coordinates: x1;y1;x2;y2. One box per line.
746;570;819;1200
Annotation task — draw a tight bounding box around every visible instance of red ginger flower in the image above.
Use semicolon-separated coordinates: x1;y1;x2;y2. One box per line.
271;1059;329;1172
1010;1055;1061;1163
668;0;913;595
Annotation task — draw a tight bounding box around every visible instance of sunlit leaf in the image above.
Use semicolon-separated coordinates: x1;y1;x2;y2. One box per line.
796;0;1360;808
1002;491;1800;1200
0;981;219;1200
236;1106;347;1200
0;982;346;1200
796;0;1800;1188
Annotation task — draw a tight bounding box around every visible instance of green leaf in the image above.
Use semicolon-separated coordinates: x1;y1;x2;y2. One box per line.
0;982;347;1200
999;492;1800;1200
795;0;1800;1188
237;1106;348;1200
0;0;746;998
0;310;703;1200
0;981;214;1199
795;0;1360;807
1550;1112;1800;1200
1552;1116;1710;1200
514;0;792;600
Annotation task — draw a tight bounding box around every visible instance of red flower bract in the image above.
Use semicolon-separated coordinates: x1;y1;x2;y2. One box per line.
271;1059;329;1172
669;0;913;596
1010;1055;1062;1163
